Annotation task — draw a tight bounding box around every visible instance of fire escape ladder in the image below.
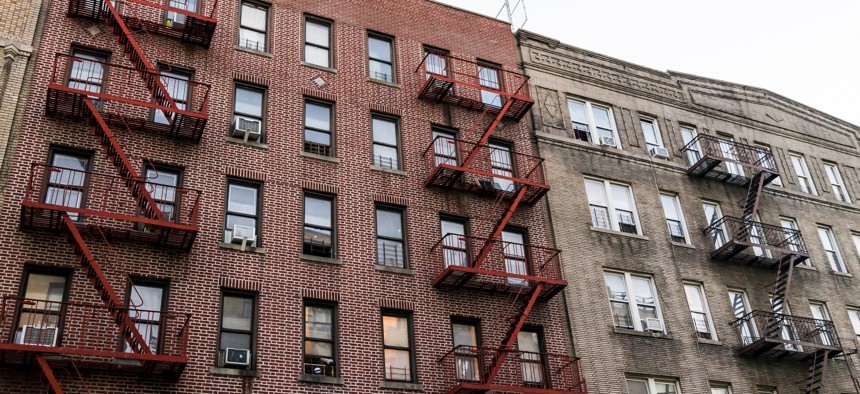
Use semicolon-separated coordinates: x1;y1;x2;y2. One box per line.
483;283;544;386
98;0;177;122
62;215;153;356
741;170;767;221
473;186;528;270
82;98;164;222
770;254;795;316
806;348;829;394
36;354;64;394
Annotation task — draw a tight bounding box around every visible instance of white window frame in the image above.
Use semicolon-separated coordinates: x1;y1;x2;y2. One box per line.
660;193;689;244
718;134;744;177
680;126;701;166
567;98;621;148
847;308;860;341
604;271;664;332
823;162;850;203
780;217;811;266
817;225;846;273
853;233;860;267
626;377;680;394
728;289;757;346
790;154;817;195
710;383;732;394
702;201;726;249
585;178;641;235
754;144;782;187
684;282;717;340
640;116;664;152
809;301;836;346
755;387;778;394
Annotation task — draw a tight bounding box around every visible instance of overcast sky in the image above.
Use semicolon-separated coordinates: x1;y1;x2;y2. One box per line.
436;0;860;127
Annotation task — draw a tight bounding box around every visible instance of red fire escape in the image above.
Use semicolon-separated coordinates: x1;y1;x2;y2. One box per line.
683;135;859;393
2;0;216;391
417;54;586;393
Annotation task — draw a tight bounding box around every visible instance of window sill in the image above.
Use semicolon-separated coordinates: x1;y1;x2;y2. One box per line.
219;242;266;254
298;374;344;385
380;381;424;391
301;150;340;163
234;45;272;58
367;77;401;89
301;254;342;265
589;226;649;241
796;264;817;271
697;338;722;346
612;327;672;340
226;136;269;150
832;271;853;278
210;367;261;377
670;241;695;249
370;165;406;176
374;264;415;275
301;61;337;74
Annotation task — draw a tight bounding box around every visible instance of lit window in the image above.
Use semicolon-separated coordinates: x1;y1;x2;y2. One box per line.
684;283;716;340
304;100;334;156
238;1;268;52
626;377;679;394
376;206;406;268
660;193;688;243
303;193;335;258
372;115;400;169
567;98;619;147
640;117;664;152
303;302;337;377
817;225;846;273
16;270;69;347
790;154;817;195
823;162;850;202
218;292;256;368
368;32;395;83
305;17;332;68
585;178;639;234
223;180;261;247
680;126;700;165
232;84;265;143
604;271;663;332
382;311;415;382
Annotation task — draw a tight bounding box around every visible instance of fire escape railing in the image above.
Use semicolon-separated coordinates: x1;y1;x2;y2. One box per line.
731;310;841;354
438;346;587;394
682;134;779;184
704;216;809;265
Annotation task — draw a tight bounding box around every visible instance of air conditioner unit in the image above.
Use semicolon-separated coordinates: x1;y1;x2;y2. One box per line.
649;146;670;159
642;318;663;333
599;136;616;147
225;348;251;367
232;117;262;143
231;224;256;251
19;325;58;346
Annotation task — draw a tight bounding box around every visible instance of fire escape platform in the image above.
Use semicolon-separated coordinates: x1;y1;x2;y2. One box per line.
732;310;843;359
683;134;780;186
433;266;567;302
706;216;809;268
67;0;217;47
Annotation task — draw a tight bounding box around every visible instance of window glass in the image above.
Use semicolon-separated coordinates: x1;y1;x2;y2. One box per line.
304;304;336;376
239;2;267;51
219;292;256;368
305;19;331;67
372;117;399;169
369;35;394;82
303;194;334;258
377;208;405;268
382;313;412;381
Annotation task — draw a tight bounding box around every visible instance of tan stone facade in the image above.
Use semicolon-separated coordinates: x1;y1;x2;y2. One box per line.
519;29;860;393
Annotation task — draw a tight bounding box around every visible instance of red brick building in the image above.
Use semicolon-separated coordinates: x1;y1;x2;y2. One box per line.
0;0;584;392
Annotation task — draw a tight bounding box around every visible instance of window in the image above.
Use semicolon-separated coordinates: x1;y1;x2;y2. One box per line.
847;308;860;340
238;1;268;52
718;135;744;176
223;180;261;247
684;283;716;340
660;193;688;243
432;127;458;166
451;318;480;381
304;16;332;68
368;32;394;83
303;302;337;377
489;141;514;192
604;271;662;332
710;384;732;394
166;0;197;27
640;117;663;152
440;217;468;268
218;292;256;368
853;233;860;266
46;149;91;220
424;46;448;77
15;269;70;347
817;225;846;272
154;66;191;125
754;144;781;186
303;193;335;258
144;164;181;222
376;206;405;268
382;310;415;382
780;217;810;266
626;377;679;394
755;387;778;394
703;201;726;249
768;295;800;350
478;61;502;107
749;213;772;259
823;162;850;202
728;289;757;345
790;154;817;195
585;178;639;234
304;99;334;156
680;126;700;165
809;302;836;346
232;84;265;143
567;99;619;147
124;280;166;352
372;115;400;169
502;229;528;286
517;328;546;387
68;48;108;96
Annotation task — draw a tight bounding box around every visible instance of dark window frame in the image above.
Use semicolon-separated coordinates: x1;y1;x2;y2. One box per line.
450;317;483;382
439;214;470;268
44;146;94;221
15;266;74;347
223;178;263;247
431;125;459;167
476;59;504;107
216;290;258;369
381;309;416;383
142;161;184;224
303;98;335;157
368;31;395;83
302;300;338;377
238;0;270;52
302;191;336;258
67;46;111;96
375;204;407;269
232;82;267;143
501;225;532;279
518;325;549;388
122;277;170;354
423;45;450;78
303;14;333;68
152;64;193;125
371;113;401;169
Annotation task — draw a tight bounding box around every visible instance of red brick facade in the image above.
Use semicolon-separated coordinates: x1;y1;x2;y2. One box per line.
0;1;571;393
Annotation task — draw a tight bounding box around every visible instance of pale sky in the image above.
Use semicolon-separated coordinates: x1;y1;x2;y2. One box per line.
436;0;860;127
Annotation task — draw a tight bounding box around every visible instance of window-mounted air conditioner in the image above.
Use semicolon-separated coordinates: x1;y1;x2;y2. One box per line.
642;318;664;333
232;117;262;143
225;348;251;367
649;146;670;160
599;136;616;147
19;325;58;347
231;224;257;251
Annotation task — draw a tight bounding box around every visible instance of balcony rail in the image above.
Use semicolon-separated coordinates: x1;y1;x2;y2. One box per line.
431;234;563;283
0;296;190;360
730;310;841;351
705;216;807;256
23;163;201;229
423;137;548;201
438;346;587;393
682;134;778;172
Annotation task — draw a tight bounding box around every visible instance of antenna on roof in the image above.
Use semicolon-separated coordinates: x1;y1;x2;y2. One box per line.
495;0;528;32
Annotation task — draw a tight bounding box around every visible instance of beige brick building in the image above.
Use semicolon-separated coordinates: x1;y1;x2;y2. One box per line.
519;30;860;393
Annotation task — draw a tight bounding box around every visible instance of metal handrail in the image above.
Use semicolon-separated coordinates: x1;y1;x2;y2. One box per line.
431;233;563;281
682;134;779;172
704;216;808;254
423;136;547;187
730;310;841;349
415;52;532;98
